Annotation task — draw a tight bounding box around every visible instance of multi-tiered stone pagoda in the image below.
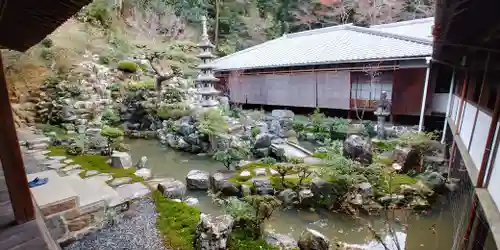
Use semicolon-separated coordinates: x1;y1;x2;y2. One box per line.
196;16;220;109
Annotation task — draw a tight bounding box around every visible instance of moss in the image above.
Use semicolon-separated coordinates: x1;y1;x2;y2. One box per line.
127;79;155;90
153;191;200;250
380;171;417;193
312;152;328;159
47;146;143;182
117;60;139;73
229;229;279;250
270;176;312;189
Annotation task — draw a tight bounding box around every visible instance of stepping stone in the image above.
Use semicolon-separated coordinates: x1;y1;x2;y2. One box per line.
269;169;279;176
254;168;267;176
41;159;61;166
114;183;151;204
110;177;133;187
85;173;113;183
28;143;49;150
67;169;84;176
49;156;67;161
85;170;100;177
146;178;173;190
61;165;81;172
46;163;66;170
63;159;74;164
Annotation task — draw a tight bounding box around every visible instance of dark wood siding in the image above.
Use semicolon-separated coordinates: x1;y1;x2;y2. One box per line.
392;68;426;115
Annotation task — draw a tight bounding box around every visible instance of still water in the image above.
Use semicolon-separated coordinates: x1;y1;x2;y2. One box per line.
126;139;455;250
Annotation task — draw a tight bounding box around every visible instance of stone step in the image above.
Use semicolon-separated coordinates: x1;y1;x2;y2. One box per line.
27;143;49;151
25;137;51;146
62;175;112;213
27;170;79;217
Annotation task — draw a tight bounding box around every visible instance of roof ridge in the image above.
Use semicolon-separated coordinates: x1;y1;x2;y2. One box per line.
346;25;432;45
371;17;434;29
211;36;286;65
284;23;354;38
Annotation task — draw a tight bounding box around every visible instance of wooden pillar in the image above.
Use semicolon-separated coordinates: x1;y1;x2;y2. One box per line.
0;53;35;224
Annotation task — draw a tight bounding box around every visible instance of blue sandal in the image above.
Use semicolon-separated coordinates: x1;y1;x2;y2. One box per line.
28;177;48;188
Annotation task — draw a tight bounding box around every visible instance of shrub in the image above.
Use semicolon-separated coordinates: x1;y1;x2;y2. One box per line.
261;157;277;165
117;60;139;73
153;191;200;250
40;48;54;61
251;127;260;137
102;108;121;126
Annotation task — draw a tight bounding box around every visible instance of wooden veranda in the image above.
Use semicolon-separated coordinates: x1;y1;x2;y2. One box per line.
0;0;90;249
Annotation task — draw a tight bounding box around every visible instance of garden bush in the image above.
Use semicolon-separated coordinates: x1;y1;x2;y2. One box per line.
117;60;139;73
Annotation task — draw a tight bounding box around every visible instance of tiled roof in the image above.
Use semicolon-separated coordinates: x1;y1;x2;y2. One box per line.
371;17;434;40
210;23;432;71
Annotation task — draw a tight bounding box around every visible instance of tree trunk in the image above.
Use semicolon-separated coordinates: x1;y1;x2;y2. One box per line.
215;0;220;50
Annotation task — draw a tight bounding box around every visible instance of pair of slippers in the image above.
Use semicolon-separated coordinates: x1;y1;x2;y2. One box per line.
28;177;48;188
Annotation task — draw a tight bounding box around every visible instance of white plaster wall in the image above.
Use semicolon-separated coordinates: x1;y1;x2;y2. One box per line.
469;110;491;169
430;93;449;113
487;130;500;207
458;103;475;146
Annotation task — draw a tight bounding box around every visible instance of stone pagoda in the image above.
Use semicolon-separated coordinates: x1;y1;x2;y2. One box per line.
196;16;220;109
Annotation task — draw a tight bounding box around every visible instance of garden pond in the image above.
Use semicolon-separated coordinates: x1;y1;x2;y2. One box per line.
126;139;459;250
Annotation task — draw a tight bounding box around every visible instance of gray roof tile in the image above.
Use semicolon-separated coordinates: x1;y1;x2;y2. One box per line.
371;17;434;40
211;22;433;71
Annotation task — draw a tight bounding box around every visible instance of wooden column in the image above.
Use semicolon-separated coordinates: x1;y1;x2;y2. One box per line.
0;53;34;223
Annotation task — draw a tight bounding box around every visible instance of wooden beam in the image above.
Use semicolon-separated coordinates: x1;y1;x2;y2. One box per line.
0;53;34;223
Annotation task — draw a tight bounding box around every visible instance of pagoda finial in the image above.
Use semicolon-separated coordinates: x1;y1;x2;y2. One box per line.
201;16;208;38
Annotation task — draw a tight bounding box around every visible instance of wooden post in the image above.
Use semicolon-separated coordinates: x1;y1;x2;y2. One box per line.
0;53;35;224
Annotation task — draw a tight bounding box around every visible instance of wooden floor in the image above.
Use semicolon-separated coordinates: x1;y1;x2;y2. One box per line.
0;162;60;250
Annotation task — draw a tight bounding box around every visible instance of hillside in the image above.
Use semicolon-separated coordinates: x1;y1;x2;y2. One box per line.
3;0;434;126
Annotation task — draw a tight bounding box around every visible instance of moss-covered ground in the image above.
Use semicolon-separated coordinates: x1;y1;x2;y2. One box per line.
47;145;143;182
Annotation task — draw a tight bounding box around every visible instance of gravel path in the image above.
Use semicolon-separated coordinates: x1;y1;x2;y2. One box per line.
64;198;168;250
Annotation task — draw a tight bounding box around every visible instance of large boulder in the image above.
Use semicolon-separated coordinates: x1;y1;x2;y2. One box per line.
298;228;330;250
277;189;298;207
193;213;234;250
392;146;422;173
253;179;274;195
111;151;133;169
265;231;298;250
210;170;240;197
254;133;272;149
158;179;186;199
343;135;373;164
135;156;148;169
311;178;335;209
186;170;210;190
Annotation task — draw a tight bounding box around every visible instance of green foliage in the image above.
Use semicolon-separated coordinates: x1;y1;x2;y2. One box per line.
77;0;113;27
157;103;192;120
40;48;54;61
261;157;277;165
229;229;280;250
292;115;309;132
274;163;295;187
153;191;200;250
117;60;139;73
102;108;121;126
213;143;251;170
251;127;260;137
47;146;143;182
363;120;376;138
197;109;228;136
270;176;312;189
101;127;124;139
388;131;439;154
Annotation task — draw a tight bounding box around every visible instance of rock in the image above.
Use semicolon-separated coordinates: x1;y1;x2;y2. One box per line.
343;135;373;164
357;182;373;198
254;168;267;176
219;182;241;197
253;179;274;195
135;156;148;169
271;110;294;119
193;214;234;250
135;168;152;180
110;177;133;187
113;183;152;206
254;133;272;149
409;196;430;210
85;170;100;176
210;170;235;192
269;168;279;176
348;193;363;206
265;231;298;250
240;171;251;177
240;184;252;196
186;170;210;190
237;160;251;169
158;180;186;199
298;228;329;250
298;189;315;207
111;151;133;169
278;189;298;207
184;197;200;207
393;147;422;173
311;178;335;209
418;171;445;191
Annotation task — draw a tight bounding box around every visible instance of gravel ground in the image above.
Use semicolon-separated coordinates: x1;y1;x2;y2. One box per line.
64;198;167;250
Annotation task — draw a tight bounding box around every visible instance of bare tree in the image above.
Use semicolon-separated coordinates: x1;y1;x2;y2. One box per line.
144;51;182;95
